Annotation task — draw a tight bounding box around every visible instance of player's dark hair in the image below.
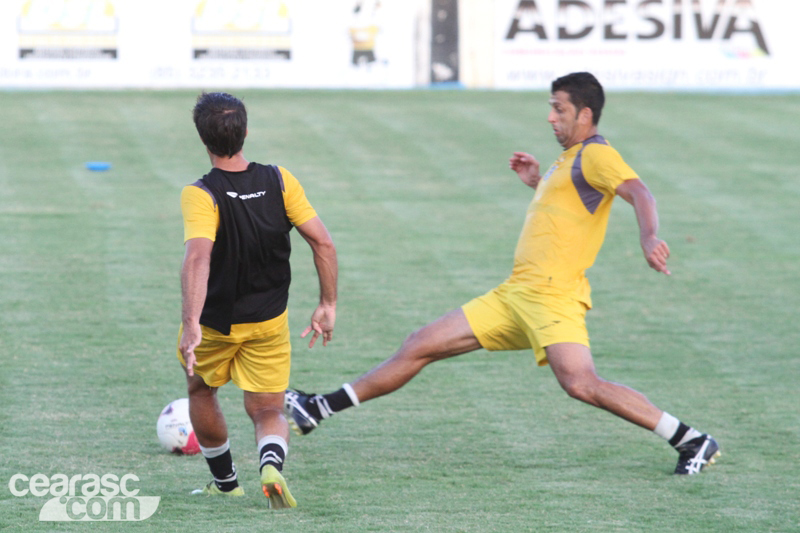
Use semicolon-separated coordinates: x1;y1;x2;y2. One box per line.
551;72;605;125
193;92;247;158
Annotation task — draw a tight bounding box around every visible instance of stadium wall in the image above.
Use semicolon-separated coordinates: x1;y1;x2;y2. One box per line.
0;0;797;90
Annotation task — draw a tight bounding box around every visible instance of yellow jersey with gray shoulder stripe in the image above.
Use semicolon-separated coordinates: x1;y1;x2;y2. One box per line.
508;135;639;307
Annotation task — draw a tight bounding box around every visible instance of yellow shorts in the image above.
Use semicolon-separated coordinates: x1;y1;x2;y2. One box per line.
176;309;291;393
462;283;589;366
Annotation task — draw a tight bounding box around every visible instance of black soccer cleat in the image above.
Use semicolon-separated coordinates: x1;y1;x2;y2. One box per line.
674;434;721;475
284;389;320;436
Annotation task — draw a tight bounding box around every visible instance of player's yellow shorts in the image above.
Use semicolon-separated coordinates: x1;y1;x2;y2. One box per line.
462;283;590;366
176;309;290;393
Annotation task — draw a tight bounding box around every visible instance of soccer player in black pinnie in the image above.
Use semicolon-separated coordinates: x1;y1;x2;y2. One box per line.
177;92;338;508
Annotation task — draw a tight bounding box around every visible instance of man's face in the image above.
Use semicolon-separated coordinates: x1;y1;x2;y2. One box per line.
547;90;583;148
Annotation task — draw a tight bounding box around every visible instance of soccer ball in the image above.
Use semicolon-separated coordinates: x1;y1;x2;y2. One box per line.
156;398;200;455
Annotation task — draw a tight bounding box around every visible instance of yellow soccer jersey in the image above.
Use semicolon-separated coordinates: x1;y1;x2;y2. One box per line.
508;135;638;307
181;165;317;243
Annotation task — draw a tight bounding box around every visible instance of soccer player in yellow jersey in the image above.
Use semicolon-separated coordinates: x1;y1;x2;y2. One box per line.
179;92;338;506
286;73;719;476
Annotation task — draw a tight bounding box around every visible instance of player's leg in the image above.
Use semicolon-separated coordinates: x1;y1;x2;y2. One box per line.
353;308;482;401
285;308;482;434
187;373;229;445
178;326;243;495
233;314;296;507
186;372;243;495
545;342;662;429
244;391;290;442
545;342;720;474
243;391;296;508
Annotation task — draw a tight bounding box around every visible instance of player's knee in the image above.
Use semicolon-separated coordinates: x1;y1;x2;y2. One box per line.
246;404;282;421
399;328;441;364
399;328;425;354
187;375;214;397
244;392;283;419
559;375;600;405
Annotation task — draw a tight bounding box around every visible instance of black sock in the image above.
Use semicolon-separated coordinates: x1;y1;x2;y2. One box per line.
307;388;355;419
203;449;239;492
323;388;355;412
259;438;287;473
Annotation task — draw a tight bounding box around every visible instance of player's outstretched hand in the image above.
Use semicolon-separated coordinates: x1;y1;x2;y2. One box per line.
510;152;542;189
302;303;336;348
642;236;671;275
179;322;202;376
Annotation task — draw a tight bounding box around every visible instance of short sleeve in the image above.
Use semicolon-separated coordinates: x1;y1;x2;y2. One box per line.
181;184;218;242
582;144;639;196
278;166;318;227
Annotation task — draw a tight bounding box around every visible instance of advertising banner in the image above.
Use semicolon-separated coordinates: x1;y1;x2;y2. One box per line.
2;0;797;90
493;0;800;90
0;0;417;89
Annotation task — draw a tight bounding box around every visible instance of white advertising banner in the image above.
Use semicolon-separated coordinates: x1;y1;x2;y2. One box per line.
493;0;800;90
0;0;417;89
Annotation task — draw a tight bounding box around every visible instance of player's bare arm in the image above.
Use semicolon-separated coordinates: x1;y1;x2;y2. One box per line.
296;216;338;347
180;237;214;374
509;151;542;189
616;179;671;276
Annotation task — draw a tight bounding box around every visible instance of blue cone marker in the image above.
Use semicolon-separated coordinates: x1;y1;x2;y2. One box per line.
85;161;112;171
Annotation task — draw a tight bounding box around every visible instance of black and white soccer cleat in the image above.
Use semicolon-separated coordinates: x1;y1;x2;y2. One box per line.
284;389;321;436
674;434;721;475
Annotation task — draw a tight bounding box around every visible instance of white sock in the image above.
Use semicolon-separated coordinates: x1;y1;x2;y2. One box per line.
257;435;288;454
199;439;230;459
655;412;703;447
343;383;360;407
654;412;680;441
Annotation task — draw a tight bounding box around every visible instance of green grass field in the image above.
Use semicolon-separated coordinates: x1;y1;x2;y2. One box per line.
0;89;798;532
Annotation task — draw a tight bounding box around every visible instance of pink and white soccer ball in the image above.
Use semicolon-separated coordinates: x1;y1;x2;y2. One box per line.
156;398;200;455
